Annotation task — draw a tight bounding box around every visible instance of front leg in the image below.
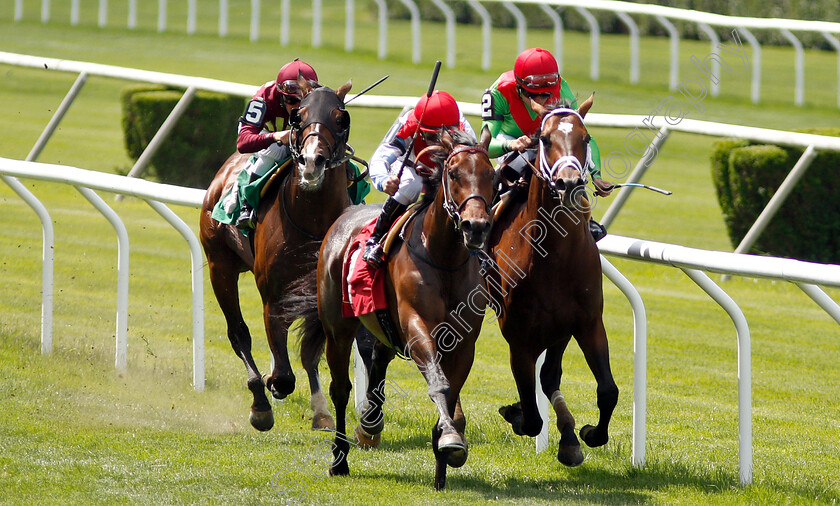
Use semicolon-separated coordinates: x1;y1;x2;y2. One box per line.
575;318;619;448
356;340;396;448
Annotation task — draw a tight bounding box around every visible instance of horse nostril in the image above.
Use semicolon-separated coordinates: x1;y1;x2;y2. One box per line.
314;154;326;167
461;220;472;233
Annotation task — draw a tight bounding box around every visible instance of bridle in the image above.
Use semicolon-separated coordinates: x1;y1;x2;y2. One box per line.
288;88;353;170
535;107;593;200
419;144;492;232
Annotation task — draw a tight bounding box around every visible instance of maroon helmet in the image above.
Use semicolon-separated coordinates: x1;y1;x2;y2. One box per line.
276;59;318;99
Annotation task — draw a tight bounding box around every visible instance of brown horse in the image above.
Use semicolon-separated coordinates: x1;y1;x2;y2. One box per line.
487;96;619;467
293;127;495;490
199;75;353;432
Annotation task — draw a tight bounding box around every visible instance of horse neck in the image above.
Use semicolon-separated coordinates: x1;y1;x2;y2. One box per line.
285;163;350;231
420;185;470;267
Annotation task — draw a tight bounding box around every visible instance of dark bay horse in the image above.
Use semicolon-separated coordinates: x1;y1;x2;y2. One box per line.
199;75;353;432
295;127;495;490
487;96;619;467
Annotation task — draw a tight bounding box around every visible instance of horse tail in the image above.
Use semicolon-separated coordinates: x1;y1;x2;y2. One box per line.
283;269;325;369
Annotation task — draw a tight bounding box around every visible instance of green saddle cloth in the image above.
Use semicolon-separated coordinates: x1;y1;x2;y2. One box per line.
211;157;371;227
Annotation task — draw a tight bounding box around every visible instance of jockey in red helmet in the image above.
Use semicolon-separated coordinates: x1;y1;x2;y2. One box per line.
224;59;318;229
363;90;476;267
481;48;613;241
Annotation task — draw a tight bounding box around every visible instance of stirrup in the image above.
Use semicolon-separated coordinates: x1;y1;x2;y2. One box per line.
363;239;385;268
235;206;256;229
589;219;607;242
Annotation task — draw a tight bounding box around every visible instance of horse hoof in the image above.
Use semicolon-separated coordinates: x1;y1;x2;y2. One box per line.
445;435;468;468
438;432;467;466
355;424;382;449
498;403;525;436
249;409;274;431
557;444;585;467
580;424;608;447
329;462;350;477
311;413;335;431
359;414;384;436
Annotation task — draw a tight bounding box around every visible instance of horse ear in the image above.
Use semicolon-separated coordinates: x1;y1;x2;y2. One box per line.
336;79;352;101
578;92;595;118
438;128;454;152
479;125;492;151
297;71;313;97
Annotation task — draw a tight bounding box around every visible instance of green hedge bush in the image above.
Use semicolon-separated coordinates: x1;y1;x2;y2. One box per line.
711;128;840;263
121;85;243;189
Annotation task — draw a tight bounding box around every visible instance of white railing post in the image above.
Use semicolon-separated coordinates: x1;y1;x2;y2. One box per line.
467;1;492;71
345;0;354;52
26;72;89;163
780;29;804;106
128;0;137;30
534;350;550;453
219;0;228;37
98;0;107;28
250;0;260;42
681;268;752;486
281;0;290;46
616;11;639;84
15;0;23;22
574;7;600;81
71;0;80;26
655;15;680;91
158;0;166;33
430;0;456;69
312;0;322;48
737;28;761;104
539;5;563;75
696;23;720;97
373;0;387;60
41;0;49;24
821;32;840;108
502;2;527;56
397;0;421;64
187;0;196;35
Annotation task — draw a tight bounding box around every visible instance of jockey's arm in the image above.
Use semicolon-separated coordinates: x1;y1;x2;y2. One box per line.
370;138;407;195
480;88;518;159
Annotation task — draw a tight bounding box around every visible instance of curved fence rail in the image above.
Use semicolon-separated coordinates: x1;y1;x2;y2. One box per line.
3;53;840;486
10;0;840;106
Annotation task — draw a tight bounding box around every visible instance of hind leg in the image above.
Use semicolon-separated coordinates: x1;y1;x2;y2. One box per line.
261;301;298;400
499;342;544;438
356;340;396;447
207;261;274;431
575;318;619;448
324;322;357;477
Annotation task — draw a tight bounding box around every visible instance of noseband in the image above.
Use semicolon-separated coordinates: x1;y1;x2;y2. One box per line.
441;145;492;231
536;108;593;200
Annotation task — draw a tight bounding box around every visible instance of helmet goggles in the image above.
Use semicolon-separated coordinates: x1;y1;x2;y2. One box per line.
516;72;559;91
277;79;303;99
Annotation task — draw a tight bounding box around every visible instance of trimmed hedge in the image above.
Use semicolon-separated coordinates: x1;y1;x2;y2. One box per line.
121;85;243;189
711;128;840;262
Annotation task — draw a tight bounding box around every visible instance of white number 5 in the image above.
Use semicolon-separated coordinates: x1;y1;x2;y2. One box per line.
243;99;266;126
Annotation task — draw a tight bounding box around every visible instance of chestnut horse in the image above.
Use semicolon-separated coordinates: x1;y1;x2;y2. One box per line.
293;127;495;490
199;75;353;432
487;96;619;467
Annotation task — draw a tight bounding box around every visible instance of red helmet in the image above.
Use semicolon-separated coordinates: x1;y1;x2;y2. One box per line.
514;48;560;94
414;91;460;133
275;59;318;98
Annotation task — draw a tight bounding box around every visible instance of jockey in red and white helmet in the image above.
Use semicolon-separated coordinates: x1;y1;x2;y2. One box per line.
224;59;318;229
363;90;476;267
481;48;612;241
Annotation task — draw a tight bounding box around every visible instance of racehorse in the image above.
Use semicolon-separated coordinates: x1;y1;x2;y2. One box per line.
199;74;354;432
293;127;495;490
486;95;619;467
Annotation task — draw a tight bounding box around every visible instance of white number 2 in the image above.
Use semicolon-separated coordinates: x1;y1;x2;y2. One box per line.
480;92;493;120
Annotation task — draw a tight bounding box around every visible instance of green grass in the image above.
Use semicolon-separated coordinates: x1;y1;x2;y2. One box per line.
2;3;840;504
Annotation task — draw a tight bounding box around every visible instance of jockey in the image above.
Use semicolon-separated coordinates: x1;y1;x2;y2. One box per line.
363;90;477;267
481;47;612;241
230;58;318;229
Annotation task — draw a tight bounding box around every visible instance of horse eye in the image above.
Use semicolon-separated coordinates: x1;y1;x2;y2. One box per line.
584;134;592;143
540;135;551;147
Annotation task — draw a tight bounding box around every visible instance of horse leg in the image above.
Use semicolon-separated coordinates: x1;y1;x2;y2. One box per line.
262;302;296;399
208;262;273;431
499;345;543;437
540;342;584;466
305;360;335;431
324;322;356;477
575;318;619;448
356;340;396;448
440;345;475;470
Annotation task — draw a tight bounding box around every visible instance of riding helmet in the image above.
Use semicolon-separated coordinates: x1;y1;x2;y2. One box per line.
514;48;560;94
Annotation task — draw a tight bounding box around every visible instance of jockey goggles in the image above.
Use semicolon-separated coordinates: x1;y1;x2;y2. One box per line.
516;72;559;91
277;79;304;100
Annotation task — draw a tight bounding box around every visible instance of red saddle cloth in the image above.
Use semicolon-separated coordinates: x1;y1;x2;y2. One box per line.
342;218;388;318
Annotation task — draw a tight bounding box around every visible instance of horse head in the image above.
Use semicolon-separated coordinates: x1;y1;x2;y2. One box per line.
532;94;594;210
431;126;495;250
289;73;352;190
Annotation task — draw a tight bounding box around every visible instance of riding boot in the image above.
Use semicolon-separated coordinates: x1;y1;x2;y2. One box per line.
363;197;408;268
589;218;607;242
235;165;263;230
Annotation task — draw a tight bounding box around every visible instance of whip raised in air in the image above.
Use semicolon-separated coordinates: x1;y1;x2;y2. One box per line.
344;75;389;105
611;182;672;195
396;60;442;180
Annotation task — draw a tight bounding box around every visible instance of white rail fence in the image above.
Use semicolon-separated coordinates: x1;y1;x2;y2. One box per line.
11;0;840;107
3;53;840;486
